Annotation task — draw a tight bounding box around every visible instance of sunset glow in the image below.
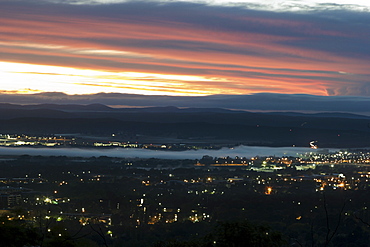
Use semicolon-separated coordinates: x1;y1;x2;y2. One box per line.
0;62;222;95
1;0;370;97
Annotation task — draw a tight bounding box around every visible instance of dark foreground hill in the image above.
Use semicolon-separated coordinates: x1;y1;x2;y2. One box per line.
0;104;369;148
0;119;369;148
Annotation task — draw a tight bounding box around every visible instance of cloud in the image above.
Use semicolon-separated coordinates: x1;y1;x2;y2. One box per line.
21;0;370;13
0;1;370;96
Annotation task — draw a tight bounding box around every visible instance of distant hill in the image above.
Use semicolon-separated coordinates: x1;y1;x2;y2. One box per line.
0;103;241;113
2;92;370;115
0;103;112;112
2;102;369;117
0;117;369;148
263;111;370;120
0;108;75;119
0;103;369;148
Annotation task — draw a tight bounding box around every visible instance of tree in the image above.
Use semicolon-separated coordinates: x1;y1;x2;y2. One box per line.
154;220;286;247
208;221;286;247
0;224;40;247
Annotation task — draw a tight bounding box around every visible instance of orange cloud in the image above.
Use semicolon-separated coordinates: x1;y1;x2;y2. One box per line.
1;2;369;96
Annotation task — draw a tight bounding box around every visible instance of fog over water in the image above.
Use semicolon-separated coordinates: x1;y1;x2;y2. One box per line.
0;146;331;159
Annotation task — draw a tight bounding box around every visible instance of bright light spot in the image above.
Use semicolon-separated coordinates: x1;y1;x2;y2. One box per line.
44;198;52;203
265;187;273;195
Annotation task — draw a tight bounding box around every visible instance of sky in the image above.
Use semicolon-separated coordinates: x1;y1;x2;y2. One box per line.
1;0;370;107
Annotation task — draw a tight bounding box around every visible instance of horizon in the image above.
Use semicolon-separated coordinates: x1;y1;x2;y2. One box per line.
1;91;370;115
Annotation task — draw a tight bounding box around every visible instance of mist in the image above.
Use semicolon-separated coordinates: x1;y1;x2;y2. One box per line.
0;145;331;159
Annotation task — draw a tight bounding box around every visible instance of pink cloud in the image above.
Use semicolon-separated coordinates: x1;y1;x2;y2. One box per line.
0;2;369;96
